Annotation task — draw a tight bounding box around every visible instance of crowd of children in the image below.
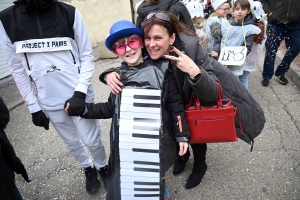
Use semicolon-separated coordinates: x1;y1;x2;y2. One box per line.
182;0;267;89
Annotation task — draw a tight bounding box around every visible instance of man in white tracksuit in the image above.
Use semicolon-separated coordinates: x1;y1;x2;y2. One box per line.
0;0;107;194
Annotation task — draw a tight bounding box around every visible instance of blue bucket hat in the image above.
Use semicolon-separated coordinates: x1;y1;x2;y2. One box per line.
105;20;144;51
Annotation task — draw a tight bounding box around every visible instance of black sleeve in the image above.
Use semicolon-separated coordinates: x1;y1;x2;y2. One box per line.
189;43;219;102
0;97;9;129
243;34;255;55
81;94;115;119
210;22;222;53
165;72;190;142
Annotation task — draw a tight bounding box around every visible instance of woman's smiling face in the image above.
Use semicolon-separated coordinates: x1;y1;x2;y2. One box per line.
144;24;175;60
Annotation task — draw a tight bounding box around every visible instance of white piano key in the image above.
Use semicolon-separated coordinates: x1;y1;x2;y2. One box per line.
122;89;161;97
120;162;160;170
120;103;161;114
120;149;159;160
119;142;159;150
121;182;160;189
120;175;160;184
119;154;159;163
119;127;159;136
120;168;159;178
121;196;159;200
119;134;159;144
120;111;161;120
121;96;161;105
121;189;160;196
119;119;160;129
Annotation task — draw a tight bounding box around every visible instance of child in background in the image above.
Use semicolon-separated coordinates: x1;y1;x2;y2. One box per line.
242;0;267;89
220;0;260;88
65;20;190;200
187;0;208;48
206;0;230;59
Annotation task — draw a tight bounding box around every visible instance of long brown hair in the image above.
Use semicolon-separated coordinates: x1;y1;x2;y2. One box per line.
142;10;196;37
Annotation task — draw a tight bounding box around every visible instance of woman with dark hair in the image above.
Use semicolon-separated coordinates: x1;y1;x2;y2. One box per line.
102;11;219;189
136;0;195;32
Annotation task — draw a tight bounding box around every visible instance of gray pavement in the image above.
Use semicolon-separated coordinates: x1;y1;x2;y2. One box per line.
1;54;300;200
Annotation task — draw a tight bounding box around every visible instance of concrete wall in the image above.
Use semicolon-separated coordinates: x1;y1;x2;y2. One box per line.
61;0;135;58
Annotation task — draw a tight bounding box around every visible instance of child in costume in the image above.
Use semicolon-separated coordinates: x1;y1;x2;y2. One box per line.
206;0;230;58
66;20;190;200
220;0;260;87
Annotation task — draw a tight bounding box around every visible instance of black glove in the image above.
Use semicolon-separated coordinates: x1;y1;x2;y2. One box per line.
64;91;86;116
31;110;49;130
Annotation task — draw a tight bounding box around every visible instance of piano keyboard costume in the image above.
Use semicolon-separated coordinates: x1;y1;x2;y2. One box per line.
82;58;190;200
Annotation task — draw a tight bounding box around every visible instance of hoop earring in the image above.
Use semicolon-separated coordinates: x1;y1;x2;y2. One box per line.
168;45;175;52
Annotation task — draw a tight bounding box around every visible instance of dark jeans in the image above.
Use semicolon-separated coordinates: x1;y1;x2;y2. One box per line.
262;22;300;80
14;186;23;200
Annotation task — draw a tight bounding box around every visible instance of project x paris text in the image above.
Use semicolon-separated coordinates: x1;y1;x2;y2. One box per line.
21;41;68;49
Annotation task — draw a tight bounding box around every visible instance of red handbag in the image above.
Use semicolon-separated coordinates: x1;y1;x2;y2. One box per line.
186;82;239;144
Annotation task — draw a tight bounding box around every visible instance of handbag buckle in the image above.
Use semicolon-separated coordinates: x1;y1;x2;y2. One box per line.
194;118;198;126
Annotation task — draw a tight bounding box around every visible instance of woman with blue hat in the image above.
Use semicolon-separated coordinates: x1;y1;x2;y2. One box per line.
66;19;190;200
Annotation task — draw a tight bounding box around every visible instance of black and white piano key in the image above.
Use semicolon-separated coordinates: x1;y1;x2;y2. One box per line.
120;168;160;178
119;134;159;144
121;96;160;105
121;188;160;196
119;127;159;136
121;195;159;200
119;149;159;161
120;111;160;121
120;103;161;114
122;88;161;98
120;175;160;184
119;142;159;150
121;183;160;189
119;119;160;129
120;154;159;163
120;162;160;170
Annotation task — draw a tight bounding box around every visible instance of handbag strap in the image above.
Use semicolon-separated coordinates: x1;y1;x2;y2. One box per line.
188;81;223;108
215;82;223;108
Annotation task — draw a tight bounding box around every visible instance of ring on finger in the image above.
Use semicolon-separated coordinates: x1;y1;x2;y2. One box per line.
176;58;179;63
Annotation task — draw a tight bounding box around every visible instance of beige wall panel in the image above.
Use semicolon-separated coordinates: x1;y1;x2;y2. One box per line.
62;0;132;48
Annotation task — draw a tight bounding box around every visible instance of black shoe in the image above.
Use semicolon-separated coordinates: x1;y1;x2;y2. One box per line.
277;76;288;85
173;151;190;175
98;165;108;190
185;163;207;189
84;166;101;194
261;79;269;86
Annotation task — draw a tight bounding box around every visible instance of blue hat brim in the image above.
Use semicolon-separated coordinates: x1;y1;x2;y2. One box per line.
105;28;144;51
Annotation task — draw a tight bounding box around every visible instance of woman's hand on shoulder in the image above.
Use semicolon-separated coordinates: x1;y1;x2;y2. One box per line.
106;72;123;94
163;47;201;78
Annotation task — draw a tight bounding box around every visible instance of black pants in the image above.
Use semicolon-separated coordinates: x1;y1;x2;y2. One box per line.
179;143;207;172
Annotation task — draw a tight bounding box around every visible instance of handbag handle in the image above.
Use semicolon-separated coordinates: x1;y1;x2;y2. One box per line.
187;82;223;109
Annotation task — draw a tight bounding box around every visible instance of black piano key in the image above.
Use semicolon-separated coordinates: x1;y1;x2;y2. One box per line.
132;133;159;139
134;188;160;191
134;181;160;185
133;118;160;123
133;95;160;100
134;194;160;197
132;148;159;153
134;161;160;166
133;125;159;131
134;167;159;173
133;102;160;108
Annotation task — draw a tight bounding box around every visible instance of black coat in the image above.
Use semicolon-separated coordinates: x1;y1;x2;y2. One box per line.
176;33;265;147
90;58;190;200
0;97;30;200
261;0;300;24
